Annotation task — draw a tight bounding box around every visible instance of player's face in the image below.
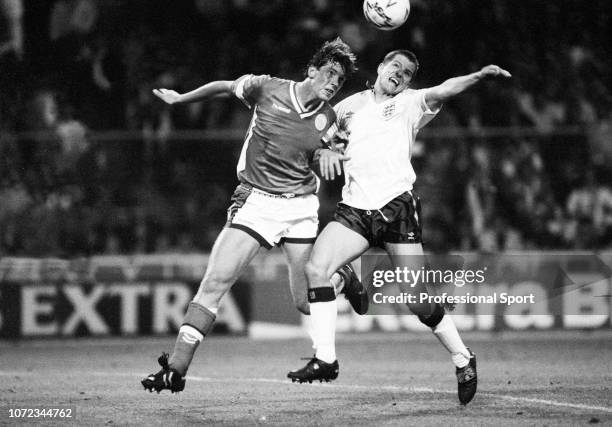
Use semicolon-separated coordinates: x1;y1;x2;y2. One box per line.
377;55;417;95
310;62;346;101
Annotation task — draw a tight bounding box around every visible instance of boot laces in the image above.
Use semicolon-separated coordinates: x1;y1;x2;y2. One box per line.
158;352;170;370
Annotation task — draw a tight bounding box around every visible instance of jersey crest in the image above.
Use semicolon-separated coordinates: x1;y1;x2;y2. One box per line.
315;113;328;131
382;102;396;119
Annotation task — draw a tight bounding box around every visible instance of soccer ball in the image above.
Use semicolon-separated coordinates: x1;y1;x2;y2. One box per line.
363;0;410;31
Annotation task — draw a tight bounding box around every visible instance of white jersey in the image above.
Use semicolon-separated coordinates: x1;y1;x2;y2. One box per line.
331;88;440;209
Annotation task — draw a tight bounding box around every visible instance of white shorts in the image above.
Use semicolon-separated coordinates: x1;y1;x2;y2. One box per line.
226;184;319;248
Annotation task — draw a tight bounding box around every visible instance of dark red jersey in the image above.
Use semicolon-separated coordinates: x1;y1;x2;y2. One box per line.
231;74;336;195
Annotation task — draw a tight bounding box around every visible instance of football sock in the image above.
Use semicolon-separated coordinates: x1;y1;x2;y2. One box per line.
432;315;470;368
168;302;216;375
308;287;337;364
306;276;342;350
311;301;337;363
330;272;344;296
307;321;317;351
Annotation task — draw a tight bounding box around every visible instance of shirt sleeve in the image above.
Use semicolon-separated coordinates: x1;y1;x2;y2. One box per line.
404;89;441;131
320;103;341;146
322;122;338;147
312;109;337;172
323;99;352;146
231;74;271;109
416;89;442;130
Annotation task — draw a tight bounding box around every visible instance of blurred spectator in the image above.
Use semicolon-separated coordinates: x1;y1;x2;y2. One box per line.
0;0;23;58
516;90;566;133
566;171;612;248
1;0;612;256
465;145;500;251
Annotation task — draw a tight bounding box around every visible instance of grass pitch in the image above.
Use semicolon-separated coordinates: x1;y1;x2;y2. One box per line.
1;331;611;426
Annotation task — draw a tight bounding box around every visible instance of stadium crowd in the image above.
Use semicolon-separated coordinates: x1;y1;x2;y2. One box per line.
1;0;611;256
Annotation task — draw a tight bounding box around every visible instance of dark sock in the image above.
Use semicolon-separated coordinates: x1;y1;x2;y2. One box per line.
168;302;216;375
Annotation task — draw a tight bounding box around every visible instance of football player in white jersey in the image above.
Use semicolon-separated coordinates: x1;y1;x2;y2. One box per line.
288;49;510;405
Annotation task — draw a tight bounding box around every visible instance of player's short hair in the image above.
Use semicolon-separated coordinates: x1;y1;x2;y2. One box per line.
305;37;358;78
382;49;419;77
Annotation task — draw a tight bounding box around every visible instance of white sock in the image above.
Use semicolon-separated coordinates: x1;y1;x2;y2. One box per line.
330;272;343;296
304;315;317;351
432;316;470;368
310;300;337;363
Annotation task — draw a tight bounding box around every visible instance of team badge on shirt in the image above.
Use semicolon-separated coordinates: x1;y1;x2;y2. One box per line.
315;113;327;131
382;102;396;119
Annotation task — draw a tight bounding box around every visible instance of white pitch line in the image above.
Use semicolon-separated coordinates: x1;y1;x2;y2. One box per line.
2;370;611;414
184;375;612;413
477;393;612;413
187;375;440;394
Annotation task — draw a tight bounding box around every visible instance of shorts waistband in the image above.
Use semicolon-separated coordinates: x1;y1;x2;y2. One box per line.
343;191;414;212
240;183;308;199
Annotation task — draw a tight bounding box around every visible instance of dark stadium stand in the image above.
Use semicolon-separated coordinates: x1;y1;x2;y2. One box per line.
1;0;611;256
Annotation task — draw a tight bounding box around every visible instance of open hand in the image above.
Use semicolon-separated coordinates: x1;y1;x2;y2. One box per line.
319;149;350;180
479;65;512;79
152;88;182;104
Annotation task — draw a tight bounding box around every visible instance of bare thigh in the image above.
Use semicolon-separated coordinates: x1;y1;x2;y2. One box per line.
307;221;370;288
383;242;435;316
193;227;261;308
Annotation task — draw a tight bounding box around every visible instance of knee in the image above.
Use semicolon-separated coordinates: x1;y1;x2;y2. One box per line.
406;300;431;317
414;303;445;328
305;260;330;286
201;268;238;294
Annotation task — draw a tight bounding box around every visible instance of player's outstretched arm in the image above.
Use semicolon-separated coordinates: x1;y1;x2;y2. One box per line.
153;80;234;105
425;65;511;110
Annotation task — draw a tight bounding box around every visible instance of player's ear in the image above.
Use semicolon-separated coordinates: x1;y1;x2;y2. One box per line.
307;66;318;79
377;62;384;75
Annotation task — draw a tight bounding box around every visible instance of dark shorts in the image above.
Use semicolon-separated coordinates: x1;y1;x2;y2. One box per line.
333;192;422;248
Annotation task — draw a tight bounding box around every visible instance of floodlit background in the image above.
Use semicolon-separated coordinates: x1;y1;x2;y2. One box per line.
1;0;611;255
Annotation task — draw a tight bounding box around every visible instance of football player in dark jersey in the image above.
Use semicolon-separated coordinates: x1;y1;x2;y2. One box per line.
141;38;363;393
